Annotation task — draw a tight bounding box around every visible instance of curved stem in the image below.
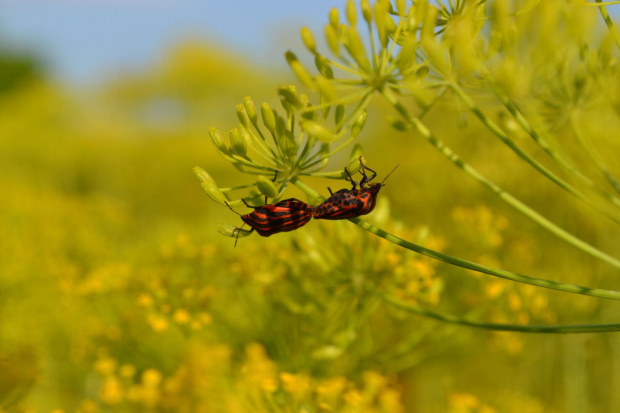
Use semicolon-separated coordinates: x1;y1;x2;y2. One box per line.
593;1;620;49
292;177;620;301
381;88;620;270
354;218;620;301
381;292;620;333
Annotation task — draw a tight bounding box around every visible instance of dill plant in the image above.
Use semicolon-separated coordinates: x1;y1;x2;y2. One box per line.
196;0;620;335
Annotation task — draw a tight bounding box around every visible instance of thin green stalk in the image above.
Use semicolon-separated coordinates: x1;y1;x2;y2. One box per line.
354;218;620;301
249;121;280;162
452;82;620;224
292;177;620;301
323;56;364;77
381;88;620;270
381;293;620;333
300;88;370;115
570;117;620;195
487;79;620;210
594;0;620;49
226;154;277;172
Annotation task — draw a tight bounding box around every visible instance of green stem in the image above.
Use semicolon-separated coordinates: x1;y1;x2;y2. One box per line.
292;177;620;301
381;292;620;333
594;0;620;49
381;88;620;270
354;218;620;301
452;82;620;224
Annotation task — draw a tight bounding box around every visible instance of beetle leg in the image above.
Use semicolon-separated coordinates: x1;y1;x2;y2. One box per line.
344;167;359;190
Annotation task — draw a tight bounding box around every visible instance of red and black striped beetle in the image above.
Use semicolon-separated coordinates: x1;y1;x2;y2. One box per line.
313;157;398;220
226;198;314;245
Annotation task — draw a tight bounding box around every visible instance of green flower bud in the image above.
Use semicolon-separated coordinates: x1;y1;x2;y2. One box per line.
349;143;363;160
335;104;345;128
318;143;330;169
346;0;357;25
236;104;251;129
217;223;252;239
301;103;318;121
375;2;388;47
389;117;410;131
229;128;247;157
209;127;228;154
396;0;406;16
315;75;338;102
278;85;304;109
256;175;278;199
301;27;317;54
345;27;370;71
397;34;417;73
415;65;430;79
301;120;336;143
350;111;367;139
280;99;294;116
275;114;287;139
385;12;396;35
244;96;257;125
193;167;228;206
315;55;334;79
344;156;363;176
416;0;429;26
361;0;372;23
285;51;315;89
329;7;339;27
261;103;276;135
325;24;340;56
420;3;437;42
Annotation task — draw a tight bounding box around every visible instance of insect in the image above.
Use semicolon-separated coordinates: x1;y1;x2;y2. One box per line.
313;157;399;220
226;198;314;246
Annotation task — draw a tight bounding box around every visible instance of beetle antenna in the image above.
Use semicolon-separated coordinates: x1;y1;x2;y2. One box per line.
225;201;242;216
380;164;400;185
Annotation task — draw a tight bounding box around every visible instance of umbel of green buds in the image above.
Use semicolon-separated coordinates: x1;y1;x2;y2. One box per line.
193;167;228;205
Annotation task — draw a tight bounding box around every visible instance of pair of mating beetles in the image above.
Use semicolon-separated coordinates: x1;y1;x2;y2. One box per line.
226;158;398;244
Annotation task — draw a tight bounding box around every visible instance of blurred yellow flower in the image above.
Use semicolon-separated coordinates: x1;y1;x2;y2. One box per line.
173;308;190;325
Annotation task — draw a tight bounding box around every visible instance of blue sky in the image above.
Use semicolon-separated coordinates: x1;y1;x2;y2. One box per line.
2;1;618;86
0;0;340;85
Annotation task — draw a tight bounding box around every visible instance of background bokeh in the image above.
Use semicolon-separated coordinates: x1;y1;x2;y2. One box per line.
2;1;620;412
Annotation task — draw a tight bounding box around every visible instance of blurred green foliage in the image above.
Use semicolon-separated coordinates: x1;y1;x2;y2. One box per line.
0;48;42;94
2;1;620;413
